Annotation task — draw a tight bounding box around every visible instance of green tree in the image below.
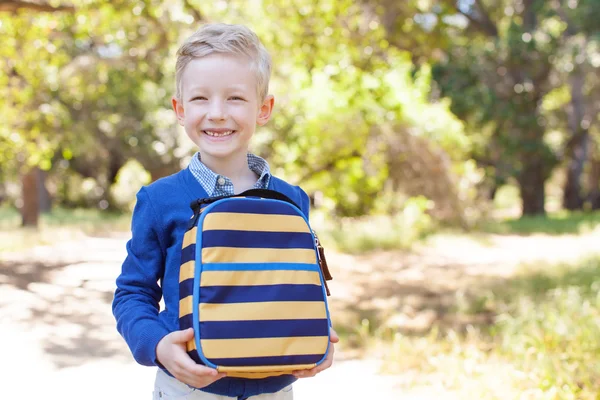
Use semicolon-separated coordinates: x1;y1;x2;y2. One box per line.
433;0;567;216
555;0;600;210
1;0;193;223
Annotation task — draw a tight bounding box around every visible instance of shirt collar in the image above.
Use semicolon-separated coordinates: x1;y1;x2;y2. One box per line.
188;152;271;197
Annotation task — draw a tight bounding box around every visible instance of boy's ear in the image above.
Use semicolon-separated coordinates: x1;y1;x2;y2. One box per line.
172;96;185;126
257;95;274;126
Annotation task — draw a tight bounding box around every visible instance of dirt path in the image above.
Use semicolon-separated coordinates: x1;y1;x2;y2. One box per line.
327;231;600;335
1;230;598;399
0;234;401;399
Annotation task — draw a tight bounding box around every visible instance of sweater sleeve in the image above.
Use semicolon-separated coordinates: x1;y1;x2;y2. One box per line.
112;187;170;366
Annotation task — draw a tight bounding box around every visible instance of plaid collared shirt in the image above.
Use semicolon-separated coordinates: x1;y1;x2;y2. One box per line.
188;152;272;197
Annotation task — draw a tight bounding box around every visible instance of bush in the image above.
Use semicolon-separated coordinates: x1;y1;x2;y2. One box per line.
325;196;434;253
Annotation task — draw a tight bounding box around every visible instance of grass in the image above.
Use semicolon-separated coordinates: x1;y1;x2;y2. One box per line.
316;208;600;256
490;259;600;397
312;208;435;254
480;210;600;235
336;257;600;399
0;206;131;252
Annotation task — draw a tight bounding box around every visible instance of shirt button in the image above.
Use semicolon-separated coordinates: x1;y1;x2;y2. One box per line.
217;177;226;186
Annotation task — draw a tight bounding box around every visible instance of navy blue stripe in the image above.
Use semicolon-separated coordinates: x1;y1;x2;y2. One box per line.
181;244;196;264
179;313;195;330
202;231;314;249
179;278;195;299
202;263;319;272
199;284;323;303
210;199;300;216
208;354;323;367
187;351;204;365
199;319;329;339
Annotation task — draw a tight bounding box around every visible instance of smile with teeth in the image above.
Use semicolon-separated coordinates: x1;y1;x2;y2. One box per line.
203;130;235;137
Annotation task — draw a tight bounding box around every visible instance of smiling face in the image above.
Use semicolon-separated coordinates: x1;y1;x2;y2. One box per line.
172;53;274;166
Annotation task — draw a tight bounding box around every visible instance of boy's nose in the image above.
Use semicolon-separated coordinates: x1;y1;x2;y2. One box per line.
207;102;226;121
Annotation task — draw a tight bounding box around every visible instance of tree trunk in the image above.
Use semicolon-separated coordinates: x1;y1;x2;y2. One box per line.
21;167;40;227
108;154;125;185
518;158;546;216
149;164;180;182
589;154;600;210
563;70;589;210
37;169;52;213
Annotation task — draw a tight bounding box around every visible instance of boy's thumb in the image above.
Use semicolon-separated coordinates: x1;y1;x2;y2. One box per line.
329;328;340;343
172;328;194;343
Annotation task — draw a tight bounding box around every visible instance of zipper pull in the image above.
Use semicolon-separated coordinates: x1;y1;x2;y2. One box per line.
313;230;333;296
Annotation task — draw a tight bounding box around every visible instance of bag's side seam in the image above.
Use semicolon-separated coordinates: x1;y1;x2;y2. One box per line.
194;201;219;369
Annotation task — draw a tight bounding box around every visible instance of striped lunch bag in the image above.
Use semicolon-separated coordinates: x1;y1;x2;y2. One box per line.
179;189;333;379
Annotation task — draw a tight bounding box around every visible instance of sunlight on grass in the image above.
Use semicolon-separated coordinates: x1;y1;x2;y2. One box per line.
337;257;600;399
313;208;600;256
481;210;600;235
0;206;131;252
312;205;434;254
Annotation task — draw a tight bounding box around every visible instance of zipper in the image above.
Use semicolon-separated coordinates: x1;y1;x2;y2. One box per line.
312;230;332;296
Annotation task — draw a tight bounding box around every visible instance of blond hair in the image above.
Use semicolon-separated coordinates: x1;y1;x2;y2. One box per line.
175;23;272;101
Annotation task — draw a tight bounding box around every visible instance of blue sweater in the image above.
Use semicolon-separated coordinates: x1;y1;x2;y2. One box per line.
112;167;310;398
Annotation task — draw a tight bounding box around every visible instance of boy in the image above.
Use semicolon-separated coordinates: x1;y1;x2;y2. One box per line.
112;23;338;400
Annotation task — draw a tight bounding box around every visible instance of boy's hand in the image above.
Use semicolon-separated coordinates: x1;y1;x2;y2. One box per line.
156;328;226;388
292;328;339;378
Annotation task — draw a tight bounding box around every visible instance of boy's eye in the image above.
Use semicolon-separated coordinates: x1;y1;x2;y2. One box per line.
230;96;245;101
191;96;207;101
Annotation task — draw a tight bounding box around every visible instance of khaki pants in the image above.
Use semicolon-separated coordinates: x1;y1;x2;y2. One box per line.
153;369;294;400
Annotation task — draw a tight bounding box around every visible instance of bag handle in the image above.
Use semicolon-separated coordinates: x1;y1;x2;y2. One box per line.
190;189;300;213
237;189;301;209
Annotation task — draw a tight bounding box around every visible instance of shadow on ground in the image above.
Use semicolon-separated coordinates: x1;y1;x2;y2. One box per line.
330;246;600;354
0;257;128;368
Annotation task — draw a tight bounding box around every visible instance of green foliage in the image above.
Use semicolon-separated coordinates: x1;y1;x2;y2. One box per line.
109;159;151;211
1;0;598;220
427;0;600;215
1;0;474;220
321;196;435;253
0;0;181;202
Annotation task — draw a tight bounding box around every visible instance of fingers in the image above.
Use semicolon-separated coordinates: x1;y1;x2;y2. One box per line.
177;354;218;376
169;327;195;344
171;356;227;387
293;339;336;378
176;365;227;387
329;327;340;343
157;328;227;388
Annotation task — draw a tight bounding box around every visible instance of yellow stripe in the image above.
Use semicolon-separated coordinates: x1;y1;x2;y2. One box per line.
183;227;197;248
218;364;316;373
202;247;315;263
203;213;310;233
180;295;193;317
201;336;329;358
186;339;195;352
221;371;289;379
200;270;321;287
199;301;327;321
190;342;303;379
179;261;195;282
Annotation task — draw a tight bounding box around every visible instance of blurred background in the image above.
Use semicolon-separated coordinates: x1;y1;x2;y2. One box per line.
1;0;599;399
